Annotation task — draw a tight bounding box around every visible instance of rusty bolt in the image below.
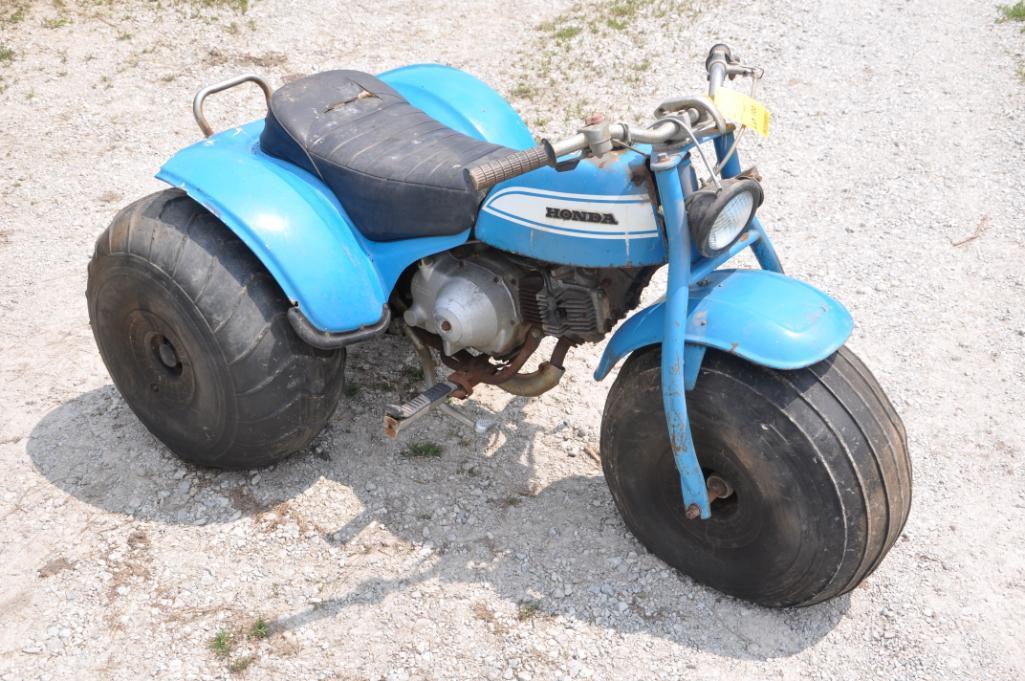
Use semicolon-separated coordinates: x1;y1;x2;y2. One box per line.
706;474;734;503
685;504;701;520
584;113;606;126
440;320;452;332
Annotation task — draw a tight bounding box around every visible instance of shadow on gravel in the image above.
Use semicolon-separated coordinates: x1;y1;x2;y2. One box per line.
27;339;849;660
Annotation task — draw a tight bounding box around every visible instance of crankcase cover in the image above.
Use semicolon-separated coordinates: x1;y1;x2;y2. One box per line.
404;252;526;356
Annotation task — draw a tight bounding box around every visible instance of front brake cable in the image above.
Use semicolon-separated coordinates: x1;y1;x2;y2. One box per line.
656;115;723;191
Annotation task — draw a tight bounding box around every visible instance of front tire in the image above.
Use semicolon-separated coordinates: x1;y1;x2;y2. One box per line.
600;346;911;607
86;189;347;469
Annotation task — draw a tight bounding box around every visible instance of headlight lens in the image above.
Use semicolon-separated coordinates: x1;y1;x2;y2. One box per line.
707;191;755;251
686;177;764;257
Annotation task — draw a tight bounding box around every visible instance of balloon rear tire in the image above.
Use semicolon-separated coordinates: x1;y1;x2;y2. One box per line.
86;189;347;469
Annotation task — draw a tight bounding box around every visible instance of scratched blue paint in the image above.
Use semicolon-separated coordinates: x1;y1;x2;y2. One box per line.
157;65;535;333
713;133;742;179
157;122;469;332
684;343;706;391
654;159;711;519
156;63;858;522
593;268;854;381
748;216;784;273
474;152;666;267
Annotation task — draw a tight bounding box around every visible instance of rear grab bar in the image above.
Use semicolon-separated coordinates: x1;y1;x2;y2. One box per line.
192;74;273;138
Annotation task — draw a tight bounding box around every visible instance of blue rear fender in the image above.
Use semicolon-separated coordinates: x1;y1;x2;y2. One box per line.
378;64;535;149
156;65;534;334
158;123;389;331
595;269;854;380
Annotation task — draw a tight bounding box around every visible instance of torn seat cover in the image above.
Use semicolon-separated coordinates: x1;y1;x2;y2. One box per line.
260;70;513;241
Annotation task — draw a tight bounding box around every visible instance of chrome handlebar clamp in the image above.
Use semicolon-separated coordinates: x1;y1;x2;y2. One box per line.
579;117;613;157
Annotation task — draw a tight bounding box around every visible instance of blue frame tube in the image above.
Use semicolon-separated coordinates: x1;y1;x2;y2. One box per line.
690;228;761;283
592;133;793;520
749;217;783;273
713;133;742;179
688;219;783;283
653;155;712;520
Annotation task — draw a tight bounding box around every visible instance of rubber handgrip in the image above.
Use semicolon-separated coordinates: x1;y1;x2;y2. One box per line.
465;145;551;192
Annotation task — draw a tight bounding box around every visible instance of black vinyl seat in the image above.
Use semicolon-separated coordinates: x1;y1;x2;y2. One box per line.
259;70;513;242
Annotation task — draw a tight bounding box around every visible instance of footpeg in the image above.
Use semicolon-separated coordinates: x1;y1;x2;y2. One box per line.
383;381;459;438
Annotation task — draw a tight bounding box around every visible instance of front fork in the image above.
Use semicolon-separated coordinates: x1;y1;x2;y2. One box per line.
652;152;712;519
652;137;782;519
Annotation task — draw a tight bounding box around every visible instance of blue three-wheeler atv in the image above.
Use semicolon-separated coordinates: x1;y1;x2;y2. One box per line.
87;44;911;607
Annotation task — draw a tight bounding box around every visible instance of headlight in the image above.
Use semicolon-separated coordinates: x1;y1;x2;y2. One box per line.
685;177;764;257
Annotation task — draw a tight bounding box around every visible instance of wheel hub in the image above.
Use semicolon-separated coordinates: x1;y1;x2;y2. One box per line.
124;310;196;403
685;473;736;519
153;335;183;375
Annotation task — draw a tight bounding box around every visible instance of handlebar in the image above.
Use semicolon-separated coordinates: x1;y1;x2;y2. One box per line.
464;118;691;192
465;144;553;193
705;43;736;97
466;113;717;193
463;44;749;194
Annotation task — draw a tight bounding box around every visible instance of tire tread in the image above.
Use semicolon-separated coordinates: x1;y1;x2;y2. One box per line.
600;345;911;607
88;189;346;469
771;347;910;604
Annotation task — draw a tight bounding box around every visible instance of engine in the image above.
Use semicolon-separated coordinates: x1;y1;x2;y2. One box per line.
403;246;654;358
404;251;527;357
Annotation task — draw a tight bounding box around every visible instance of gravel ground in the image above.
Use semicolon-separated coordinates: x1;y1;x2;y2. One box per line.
2;0;1024;679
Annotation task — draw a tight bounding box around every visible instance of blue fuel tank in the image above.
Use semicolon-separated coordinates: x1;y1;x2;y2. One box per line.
474;150;667;268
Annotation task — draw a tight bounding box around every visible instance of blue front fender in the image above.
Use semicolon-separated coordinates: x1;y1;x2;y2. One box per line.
595;269;854;380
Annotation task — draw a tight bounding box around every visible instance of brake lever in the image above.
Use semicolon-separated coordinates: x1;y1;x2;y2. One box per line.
726;64;763;80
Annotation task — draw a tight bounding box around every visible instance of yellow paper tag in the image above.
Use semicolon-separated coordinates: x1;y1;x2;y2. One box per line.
713;89;771;137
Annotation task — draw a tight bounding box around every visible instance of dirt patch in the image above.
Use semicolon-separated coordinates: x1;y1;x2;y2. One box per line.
106;529;153;602
37;556;74;579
